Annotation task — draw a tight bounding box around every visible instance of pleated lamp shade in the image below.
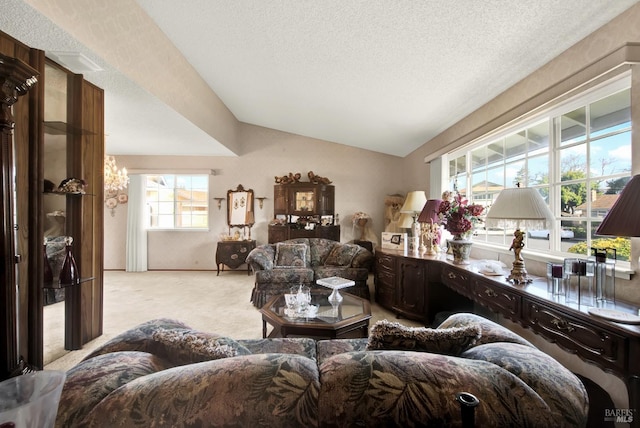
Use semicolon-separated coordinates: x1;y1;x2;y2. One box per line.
485;186;554;229
417;199;442;223
397;213;414;229
596;175;640;237
400;191;428;214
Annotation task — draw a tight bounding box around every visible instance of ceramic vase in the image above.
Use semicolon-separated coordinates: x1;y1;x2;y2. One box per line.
59;236;79;286
448;239;472;265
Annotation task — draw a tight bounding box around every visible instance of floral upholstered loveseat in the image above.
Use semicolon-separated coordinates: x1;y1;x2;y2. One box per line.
246;238;373;308
55;313;588;427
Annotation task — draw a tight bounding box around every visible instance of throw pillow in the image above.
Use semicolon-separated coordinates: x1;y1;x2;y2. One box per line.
366;320;481;356
275;243;307;267
324;244;360;267
151;328;244;365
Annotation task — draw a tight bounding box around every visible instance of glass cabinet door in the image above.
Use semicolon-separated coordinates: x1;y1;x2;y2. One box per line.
289;186;316;215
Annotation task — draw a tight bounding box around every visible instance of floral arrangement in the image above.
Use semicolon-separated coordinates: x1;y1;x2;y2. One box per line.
437;191;484;240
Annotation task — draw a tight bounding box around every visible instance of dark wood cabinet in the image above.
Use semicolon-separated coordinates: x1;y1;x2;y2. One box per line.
0;36;104;376
216;240;256;275
269;182;339;243
375;247;640;424
374;252;396;311
395;257;426;319
374;250;471;323
273;185;287;215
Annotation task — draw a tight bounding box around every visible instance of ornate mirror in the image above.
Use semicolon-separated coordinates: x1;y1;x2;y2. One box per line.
227;184;254;228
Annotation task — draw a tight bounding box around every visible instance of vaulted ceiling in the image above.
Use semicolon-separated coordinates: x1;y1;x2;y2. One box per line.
2;0;639;157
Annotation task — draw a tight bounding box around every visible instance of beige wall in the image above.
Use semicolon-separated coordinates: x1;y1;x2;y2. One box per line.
104;123;406;270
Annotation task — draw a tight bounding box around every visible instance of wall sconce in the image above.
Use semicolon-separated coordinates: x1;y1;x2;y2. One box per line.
256;197;267;209
213;198;225;210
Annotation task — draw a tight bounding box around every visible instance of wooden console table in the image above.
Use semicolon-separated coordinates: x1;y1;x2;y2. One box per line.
216;240;256;275
375;247;640;423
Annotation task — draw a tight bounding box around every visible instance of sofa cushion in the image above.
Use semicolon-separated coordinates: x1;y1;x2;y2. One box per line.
324;243;361;266
437;312;534;348
366;319;480;356
275;242;308;267
151;328;239;365
79;354;320;428
83;318;193;361
83;319;251;363
318;350;557;428
56;351;173;428
461;342;588;427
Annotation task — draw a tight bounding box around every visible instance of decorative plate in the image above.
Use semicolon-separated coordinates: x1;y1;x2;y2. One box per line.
105;197;118;209
105;189;118;198
480;270;503;276
588;308;640;324
117;193;129;203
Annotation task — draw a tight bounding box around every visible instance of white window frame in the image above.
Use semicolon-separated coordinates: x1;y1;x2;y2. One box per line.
145;174;210;230
442;74;632;269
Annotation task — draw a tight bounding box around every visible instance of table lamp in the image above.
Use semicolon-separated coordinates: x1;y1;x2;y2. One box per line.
400;191;428;252
485;184;553;284
596;174;640;238
417;199;442;255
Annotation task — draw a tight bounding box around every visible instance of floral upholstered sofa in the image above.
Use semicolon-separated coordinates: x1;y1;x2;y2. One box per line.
55;313;588;427
246;238;373;308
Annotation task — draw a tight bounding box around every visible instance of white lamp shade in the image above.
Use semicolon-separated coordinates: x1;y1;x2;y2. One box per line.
485;187;554;229
397;213;414;228
400;191;427;214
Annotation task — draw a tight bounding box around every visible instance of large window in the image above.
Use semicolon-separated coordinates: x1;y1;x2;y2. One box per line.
447;77;631;261
145;174;209;229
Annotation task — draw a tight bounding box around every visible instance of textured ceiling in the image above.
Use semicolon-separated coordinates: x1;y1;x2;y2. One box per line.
2;0;640;157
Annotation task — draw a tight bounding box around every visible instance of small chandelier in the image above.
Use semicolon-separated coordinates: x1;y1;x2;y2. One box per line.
104;155;129;192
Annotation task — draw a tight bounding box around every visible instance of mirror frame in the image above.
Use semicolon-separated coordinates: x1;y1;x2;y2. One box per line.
227;184;254;227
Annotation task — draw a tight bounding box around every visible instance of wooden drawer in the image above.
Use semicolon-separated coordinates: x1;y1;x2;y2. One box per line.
441;265;474;299
376;252;396;270
524;300;628;373
375;269;395;310
472;278;521;320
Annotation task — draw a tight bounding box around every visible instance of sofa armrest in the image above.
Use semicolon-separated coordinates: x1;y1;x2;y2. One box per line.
351;247;373;269
246;244;275;271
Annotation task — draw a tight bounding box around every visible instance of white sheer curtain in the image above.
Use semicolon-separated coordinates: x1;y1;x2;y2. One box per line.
126;174;147;271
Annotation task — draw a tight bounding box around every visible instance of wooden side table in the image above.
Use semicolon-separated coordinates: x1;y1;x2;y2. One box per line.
216;240;256;276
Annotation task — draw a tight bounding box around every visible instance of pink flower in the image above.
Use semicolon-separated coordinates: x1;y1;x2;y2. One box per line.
438;191;484;239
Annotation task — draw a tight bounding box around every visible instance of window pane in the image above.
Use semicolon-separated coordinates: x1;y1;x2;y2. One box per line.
560;182;587;215
471;146;487;171
527;121;549;153
563;220;585;253
590;89;630;138
590;132;631;178
560;107;586;146
560;145;587;181
505;131;527;162
527;154;548;186
505;160;524;187
486;140;504;166
145;174;209;229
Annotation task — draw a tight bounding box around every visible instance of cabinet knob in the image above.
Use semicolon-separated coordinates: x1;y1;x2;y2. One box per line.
484;288;498;298
551;318;575;333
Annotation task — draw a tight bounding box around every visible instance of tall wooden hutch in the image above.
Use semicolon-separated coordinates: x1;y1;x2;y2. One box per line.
269;182;339;243
0;31;104;379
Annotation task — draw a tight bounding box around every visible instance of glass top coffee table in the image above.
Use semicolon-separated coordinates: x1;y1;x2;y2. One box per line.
260;292;371;339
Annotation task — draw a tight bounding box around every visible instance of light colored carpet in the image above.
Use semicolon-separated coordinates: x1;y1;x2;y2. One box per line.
44;270;422;371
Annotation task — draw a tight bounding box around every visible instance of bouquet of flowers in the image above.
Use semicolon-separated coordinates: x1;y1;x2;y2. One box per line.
437;191;484;240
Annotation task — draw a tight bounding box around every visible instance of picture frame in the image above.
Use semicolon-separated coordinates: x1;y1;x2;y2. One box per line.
381;232;407;251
